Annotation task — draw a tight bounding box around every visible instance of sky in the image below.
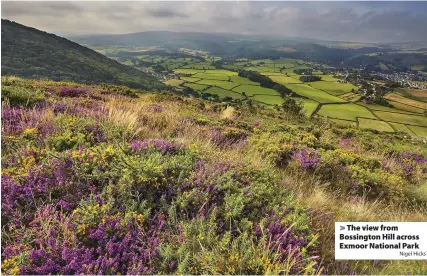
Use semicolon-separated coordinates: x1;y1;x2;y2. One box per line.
2;1;427;43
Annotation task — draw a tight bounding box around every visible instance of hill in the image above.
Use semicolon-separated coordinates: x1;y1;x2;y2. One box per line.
1;19;165;90
2;76;426;275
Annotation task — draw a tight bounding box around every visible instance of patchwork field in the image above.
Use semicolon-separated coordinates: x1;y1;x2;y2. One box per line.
252;95;284;105
180;77;201;83
385;93;427;110
183;83;209;91
192;73;229;81
298;98;319;117
204;87;244;100
317;103;376;121
330;118;357;126
174;69;205;74
269;75;302;84
359;118;394;132
233;85;280;97
285;84;346;103
164;79;184;86
196;79;239;90
308;81;358;96
373;111;427;126
407;125;427;137
388;122;414;134
340;93;361;102
228;75;260;85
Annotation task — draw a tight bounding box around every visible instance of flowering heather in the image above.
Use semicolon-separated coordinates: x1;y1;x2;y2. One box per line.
149;103;164;113
59;86;91;97
293;148;320;169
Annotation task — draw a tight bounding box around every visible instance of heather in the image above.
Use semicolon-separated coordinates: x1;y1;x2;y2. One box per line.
1;76;427;275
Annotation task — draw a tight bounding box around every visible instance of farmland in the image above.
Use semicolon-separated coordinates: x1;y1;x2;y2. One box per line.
108;52;427;136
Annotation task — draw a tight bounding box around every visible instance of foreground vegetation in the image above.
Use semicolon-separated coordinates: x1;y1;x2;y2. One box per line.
1;76;427;275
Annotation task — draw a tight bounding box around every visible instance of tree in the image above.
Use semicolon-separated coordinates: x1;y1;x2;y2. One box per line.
282;96;304;118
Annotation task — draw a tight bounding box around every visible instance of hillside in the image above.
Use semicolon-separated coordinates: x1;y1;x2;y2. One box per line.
1;19;165;90
2;76;427;275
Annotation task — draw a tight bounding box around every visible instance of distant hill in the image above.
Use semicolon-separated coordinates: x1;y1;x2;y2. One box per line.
1;19;165;90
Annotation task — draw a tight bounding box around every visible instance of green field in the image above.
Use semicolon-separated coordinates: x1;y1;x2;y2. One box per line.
319;75;340;82
388;122;414;134
298;98;319;117
232;85;281;97
183;83;209;91
407;125;427;137
252;95;284;105
192;73;229;81
204;69;238;76
388;101;426;114
204;87;244;100
317;103;376;121
359;118;394;132
174;69;205;74
357;102;419;115
164;79;184;86
330;118;357;126
181;64;215;69
180;77;201;83
285;84;346;103
228;75;260;85
281;69;298;76
196;79;239;90
308;81;358;96
373;111;427;126
269;75;302;84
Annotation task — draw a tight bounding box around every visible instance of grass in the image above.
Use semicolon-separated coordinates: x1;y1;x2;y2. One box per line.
298;98;319;117
373;111;427;127
174;69;205;74
329;118;357;126
280;69;298;76
183;82;209;91
196;79;239;90
407;125;427;137
308;81;358;96
269;75;302;84
358;102;420;115
252;95;284;105
358;118;394;132
385;93;427;110
204;69;238;76
180;77;201;83
192;73;229;81
232;85;281;97
317;103;377;121
228;75;260;86
204;87;244;100
285;84;346;103
340;93;361;102
164;79;184;86
318;75;340;82
388;122;414;135
389;101;426;114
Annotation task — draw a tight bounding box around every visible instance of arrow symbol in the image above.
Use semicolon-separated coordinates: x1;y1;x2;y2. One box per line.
340;226;345;231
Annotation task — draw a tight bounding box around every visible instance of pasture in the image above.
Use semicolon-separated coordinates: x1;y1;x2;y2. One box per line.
308;81;358;96
183;83;209;91
252;95;284;105
359;118;394;132
407;125;427;138
269;75;302;84
385;93;427;110
388;123;413;134
192;73;229;81
204;87;244;100
298;99;319;117
388;101;426;114
174;69;205;74
204;69;238;76
180;77;201;83
196;79;239;90
330;118;357;126
318;75;340;82
229;75;260;85
285;84;346;103
164;79;184;86
340;93;361;102
317;103;376;121
233;85;281;97
373;111;427;126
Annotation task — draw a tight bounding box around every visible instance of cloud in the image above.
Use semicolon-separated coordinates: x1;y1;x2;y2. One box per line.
1;1;427;42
